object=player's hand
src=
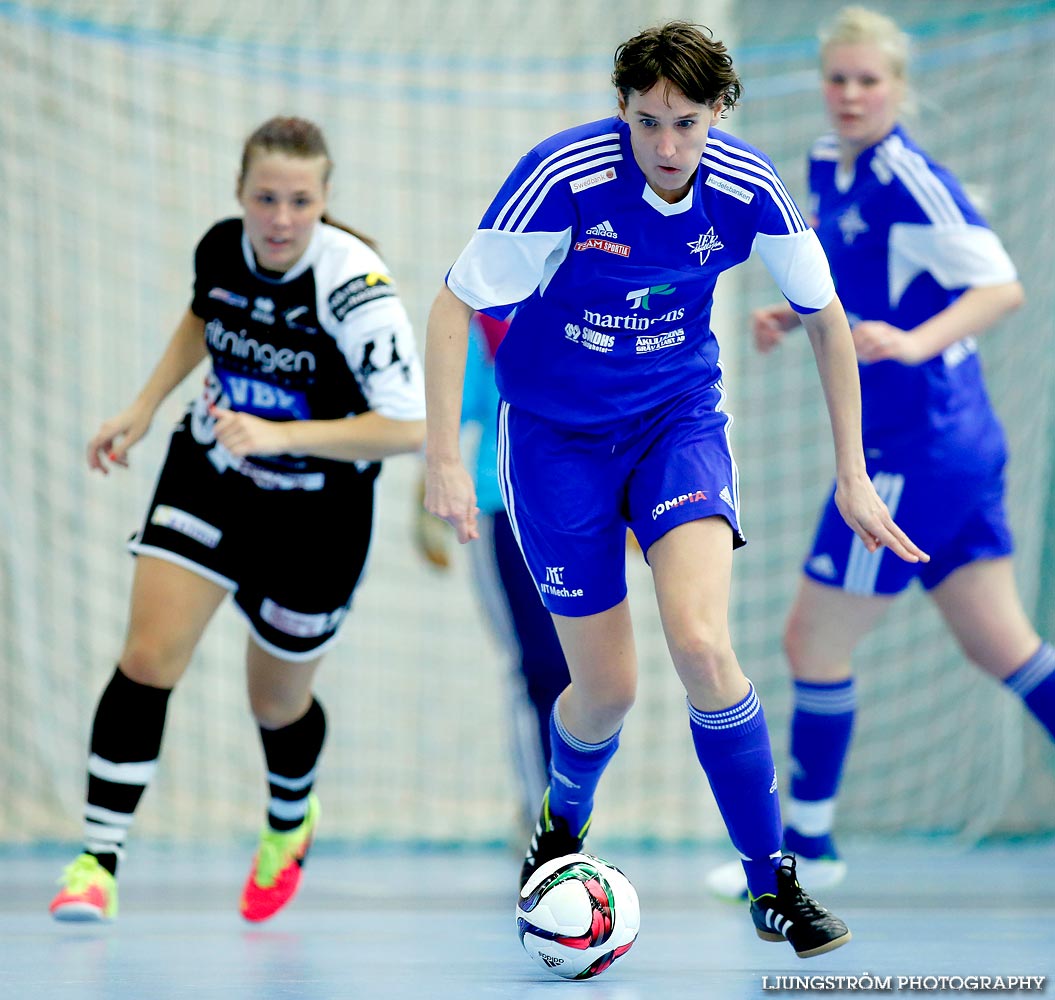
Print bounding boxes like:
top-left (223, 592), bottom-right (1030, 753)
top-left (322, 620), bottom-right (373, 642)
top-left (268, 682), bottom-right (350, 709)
top-left (851, 321), bottom-right (925, 365)
top-left (751, 305), bottom-right (798, 354)
top-left (87, 401), bottom-right (154, 474)
top-left (209, 406), bottom-right (292, 457)
top-left (424, 458), bottom-right (479, 544)
top-left (834, 472), bottom-right (930, 565)
top-left (412, 473), bottom-right (453, 569)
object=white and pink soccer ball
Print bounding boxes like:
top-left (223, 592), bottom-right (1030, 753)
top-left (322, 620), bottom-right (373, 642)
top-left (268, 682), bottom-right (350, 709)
top-left (516, 853), bottom-right (640, 980)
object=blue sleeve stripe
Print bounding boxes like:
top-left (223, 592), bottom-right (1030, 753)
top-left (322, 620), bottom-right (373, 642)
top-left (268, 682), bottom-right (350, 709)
top-left (492, 133), bottom-right (622, 233)
top-left (704, 136), bottom-right (807, 233)
top-left (876, 136), bottom-right (965, 227)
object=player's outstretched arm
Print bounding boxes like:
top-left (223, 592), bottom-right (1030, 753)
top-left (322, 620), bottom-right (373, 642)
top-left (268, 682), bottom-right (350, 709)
top-left (800, 296), bottom-right (929, 565)
top-left (423, 285), bottom-right (479, 544)
top-left (87, 310), bottom-right (207, 474)
top-left (852, 282), bottom-right (1024, 366)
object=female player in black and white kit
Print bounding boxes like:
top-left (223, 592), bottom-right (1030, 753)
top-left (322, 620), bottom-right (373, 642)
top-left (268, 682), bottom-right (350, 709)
top-left (49, 117), bottom-right (425, 923)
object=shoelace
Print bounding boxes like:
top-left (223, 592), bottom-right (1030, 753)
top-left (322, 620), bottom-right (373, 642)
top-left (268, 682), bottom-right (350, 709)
top-left (775, 857), bottom-right (833, 920)
top-left (784, 885), bottom-right (831, 920)
top-left (778, 882), bottom-right (833, 923)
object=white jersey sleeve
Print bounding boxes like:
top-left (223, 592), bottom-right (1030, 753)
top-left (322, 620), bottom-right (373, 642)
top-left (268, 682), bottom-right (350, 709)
top-left (335, 296), bottom-right (426, 421)
top-left (447, 228), bottom-right (573, 311)
top-left (888, 224), bottom-right (1017, 306)
top-left (315, 230), bottom-right (425, 421)
top-left (753, 228), bottom-right (836, 312)
top-left (874, 133), bottom-right (1018, 306)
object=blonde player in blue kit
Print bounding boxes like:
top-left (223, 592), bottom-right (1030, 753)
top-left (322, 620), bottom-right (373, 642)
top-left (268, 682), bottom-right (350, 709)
top-left (424, 21), bottom-right (929, 959)
top-left (707, 7), bottom-right (1055, 900)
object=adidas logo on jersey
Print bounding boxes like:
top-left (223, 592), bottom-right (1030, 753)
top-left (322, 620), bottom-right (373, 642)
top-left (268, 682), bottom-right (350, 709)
top-left (585, 220), bottom-right (618, 239)
top-left (719, 486), bottom-right (735, 510)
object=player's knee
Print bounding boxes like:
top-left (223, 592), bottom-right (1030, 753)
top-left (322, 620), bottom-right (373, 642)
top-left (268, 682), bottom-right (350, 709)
top-left (783, 612), bottom-right (849, 682)
top-left (250, 690), bottom-right (309, 729)
top-left (597, 681), bottom-right (636, 721)
top-left (668, 627), bottom-right (733, 687)
top-left (783, 611), bottom-right (818, 676)
top-left (118, 640), bottom-right (189, 687)
top-left (570, 676), bottom-right (636, 726)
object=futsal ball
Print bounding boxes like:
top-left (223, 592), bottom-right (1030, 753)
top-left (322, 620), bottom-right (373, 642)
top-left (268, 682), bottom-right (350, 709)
top-left (516, 853), bottom-right (640, 980)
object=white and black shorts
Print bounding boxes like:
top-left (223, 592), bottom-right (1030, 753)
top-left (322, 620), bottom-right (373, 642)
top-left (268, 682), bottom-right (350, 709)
top-left (129, 418), bottom-right (374, 661)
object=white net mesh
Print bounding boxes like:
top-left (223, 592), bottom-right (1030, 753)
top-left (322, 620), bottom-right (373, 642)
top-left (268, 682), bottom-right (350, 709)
top-left (2, 0), bottom-right (1053, 846)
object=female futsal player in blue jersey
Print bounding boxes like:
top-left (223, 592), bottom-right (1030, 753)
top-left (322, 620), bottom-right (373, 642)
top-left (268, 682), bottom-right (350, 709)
top-left (707, 6), bottom-right (1054, 900)
top-left (48, 117), bottom-right (425, 924)
top-left (424, 20), bottom-right (928, 959)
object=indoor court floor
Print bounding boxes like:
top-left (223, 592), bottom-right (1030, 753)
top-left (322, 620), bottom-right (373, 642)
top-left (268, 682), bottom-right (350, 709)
top-left (3, 839), bottom-right (1051, 999)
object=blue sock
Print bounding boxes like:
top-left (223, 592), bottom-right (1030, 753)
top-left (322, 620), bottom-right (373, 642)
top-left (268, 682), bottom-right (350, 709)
top-left (545, 704), bottom-right (620, 837)
top-left (1003, 642), bottom-right (1055, 741)
top-left (784, 678), bottom-right (856, 860)
top-left (688, 684), bottom-right (782, 898)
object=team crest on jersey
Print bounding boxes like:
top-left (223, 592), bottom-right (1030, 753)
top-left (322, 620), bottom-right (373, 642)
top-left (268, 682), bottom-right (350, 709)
top-left (838, 204), bottom-right (869, 245)
top-left (569, 167), bottom-right (617, 194)
top-left (329, 272), bottom-right (396, 321)
top-left (687, 228), bottom-right (724, 265)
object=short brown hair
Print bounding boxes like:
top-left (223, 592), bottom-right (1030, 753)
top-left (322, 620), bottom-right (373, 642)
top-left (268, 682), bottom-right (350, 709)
top-left (612, 21), bottom-right (741, 115)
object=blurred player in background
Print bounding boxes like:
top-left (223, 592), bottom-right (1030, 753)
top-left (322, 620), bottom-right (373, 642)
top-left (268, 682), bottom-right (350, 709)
top-left (49, 116), bottom-right (425, 923)
top-left (707, 6), bottom-right (1053, 900)
top-left (424, 19), bottom-right (929, 959)
top-left (414, 312), bottom-right (571, 832)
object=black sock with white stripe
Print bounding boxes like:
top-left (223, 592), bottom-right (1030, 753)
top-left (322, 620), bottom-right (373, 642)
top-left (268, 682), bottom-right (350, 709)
top-left (84, 666), bottom-right (172, 876)
top-left (259, 697), bottom-right (326, 832)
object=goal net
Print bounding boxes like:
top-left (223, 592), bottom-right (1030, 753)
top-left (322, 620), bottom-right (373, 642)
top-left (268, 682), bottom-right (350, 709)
top-left (1, 0), bottom-right (1052, 847)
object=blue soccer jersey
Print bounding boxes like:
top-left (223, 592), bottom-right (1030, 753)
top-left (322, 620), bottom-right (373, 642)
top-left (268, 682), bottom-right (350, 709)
top-left (448, 117), bottom-right (835, 428)
top-left (808, 125), bottom-right (1017, 460)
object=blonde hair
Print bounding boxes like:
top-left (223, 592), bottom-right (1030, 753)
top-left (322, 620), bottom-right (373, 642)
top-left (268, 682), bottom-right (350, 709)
top-left (820, 7), bottom-right (913, 111)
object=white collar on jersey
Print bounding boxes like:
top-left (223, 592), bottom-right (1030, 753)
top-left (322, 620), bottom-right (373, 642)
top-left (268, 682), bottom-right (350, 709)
top-left (641, 180), bottom-right (695, 216)
top-left (240, 222), bottom-right (323, 283)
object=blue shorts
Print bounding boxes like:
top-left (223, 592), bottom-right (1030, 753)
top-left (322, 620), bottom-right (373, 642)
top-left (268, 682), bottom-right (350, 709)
top-left (497, 385), bottom-right (745, 616)
top-left (803, 451), bottom-right (1013, 596)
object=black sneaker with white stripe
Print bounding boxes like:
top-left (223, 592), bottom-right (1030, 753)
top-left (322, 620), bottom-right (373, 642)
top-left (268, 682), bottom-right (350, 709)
top-left (519, 790), bottom-right (589, 890)
top-left (750, 855), bottom-right (851, 958)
